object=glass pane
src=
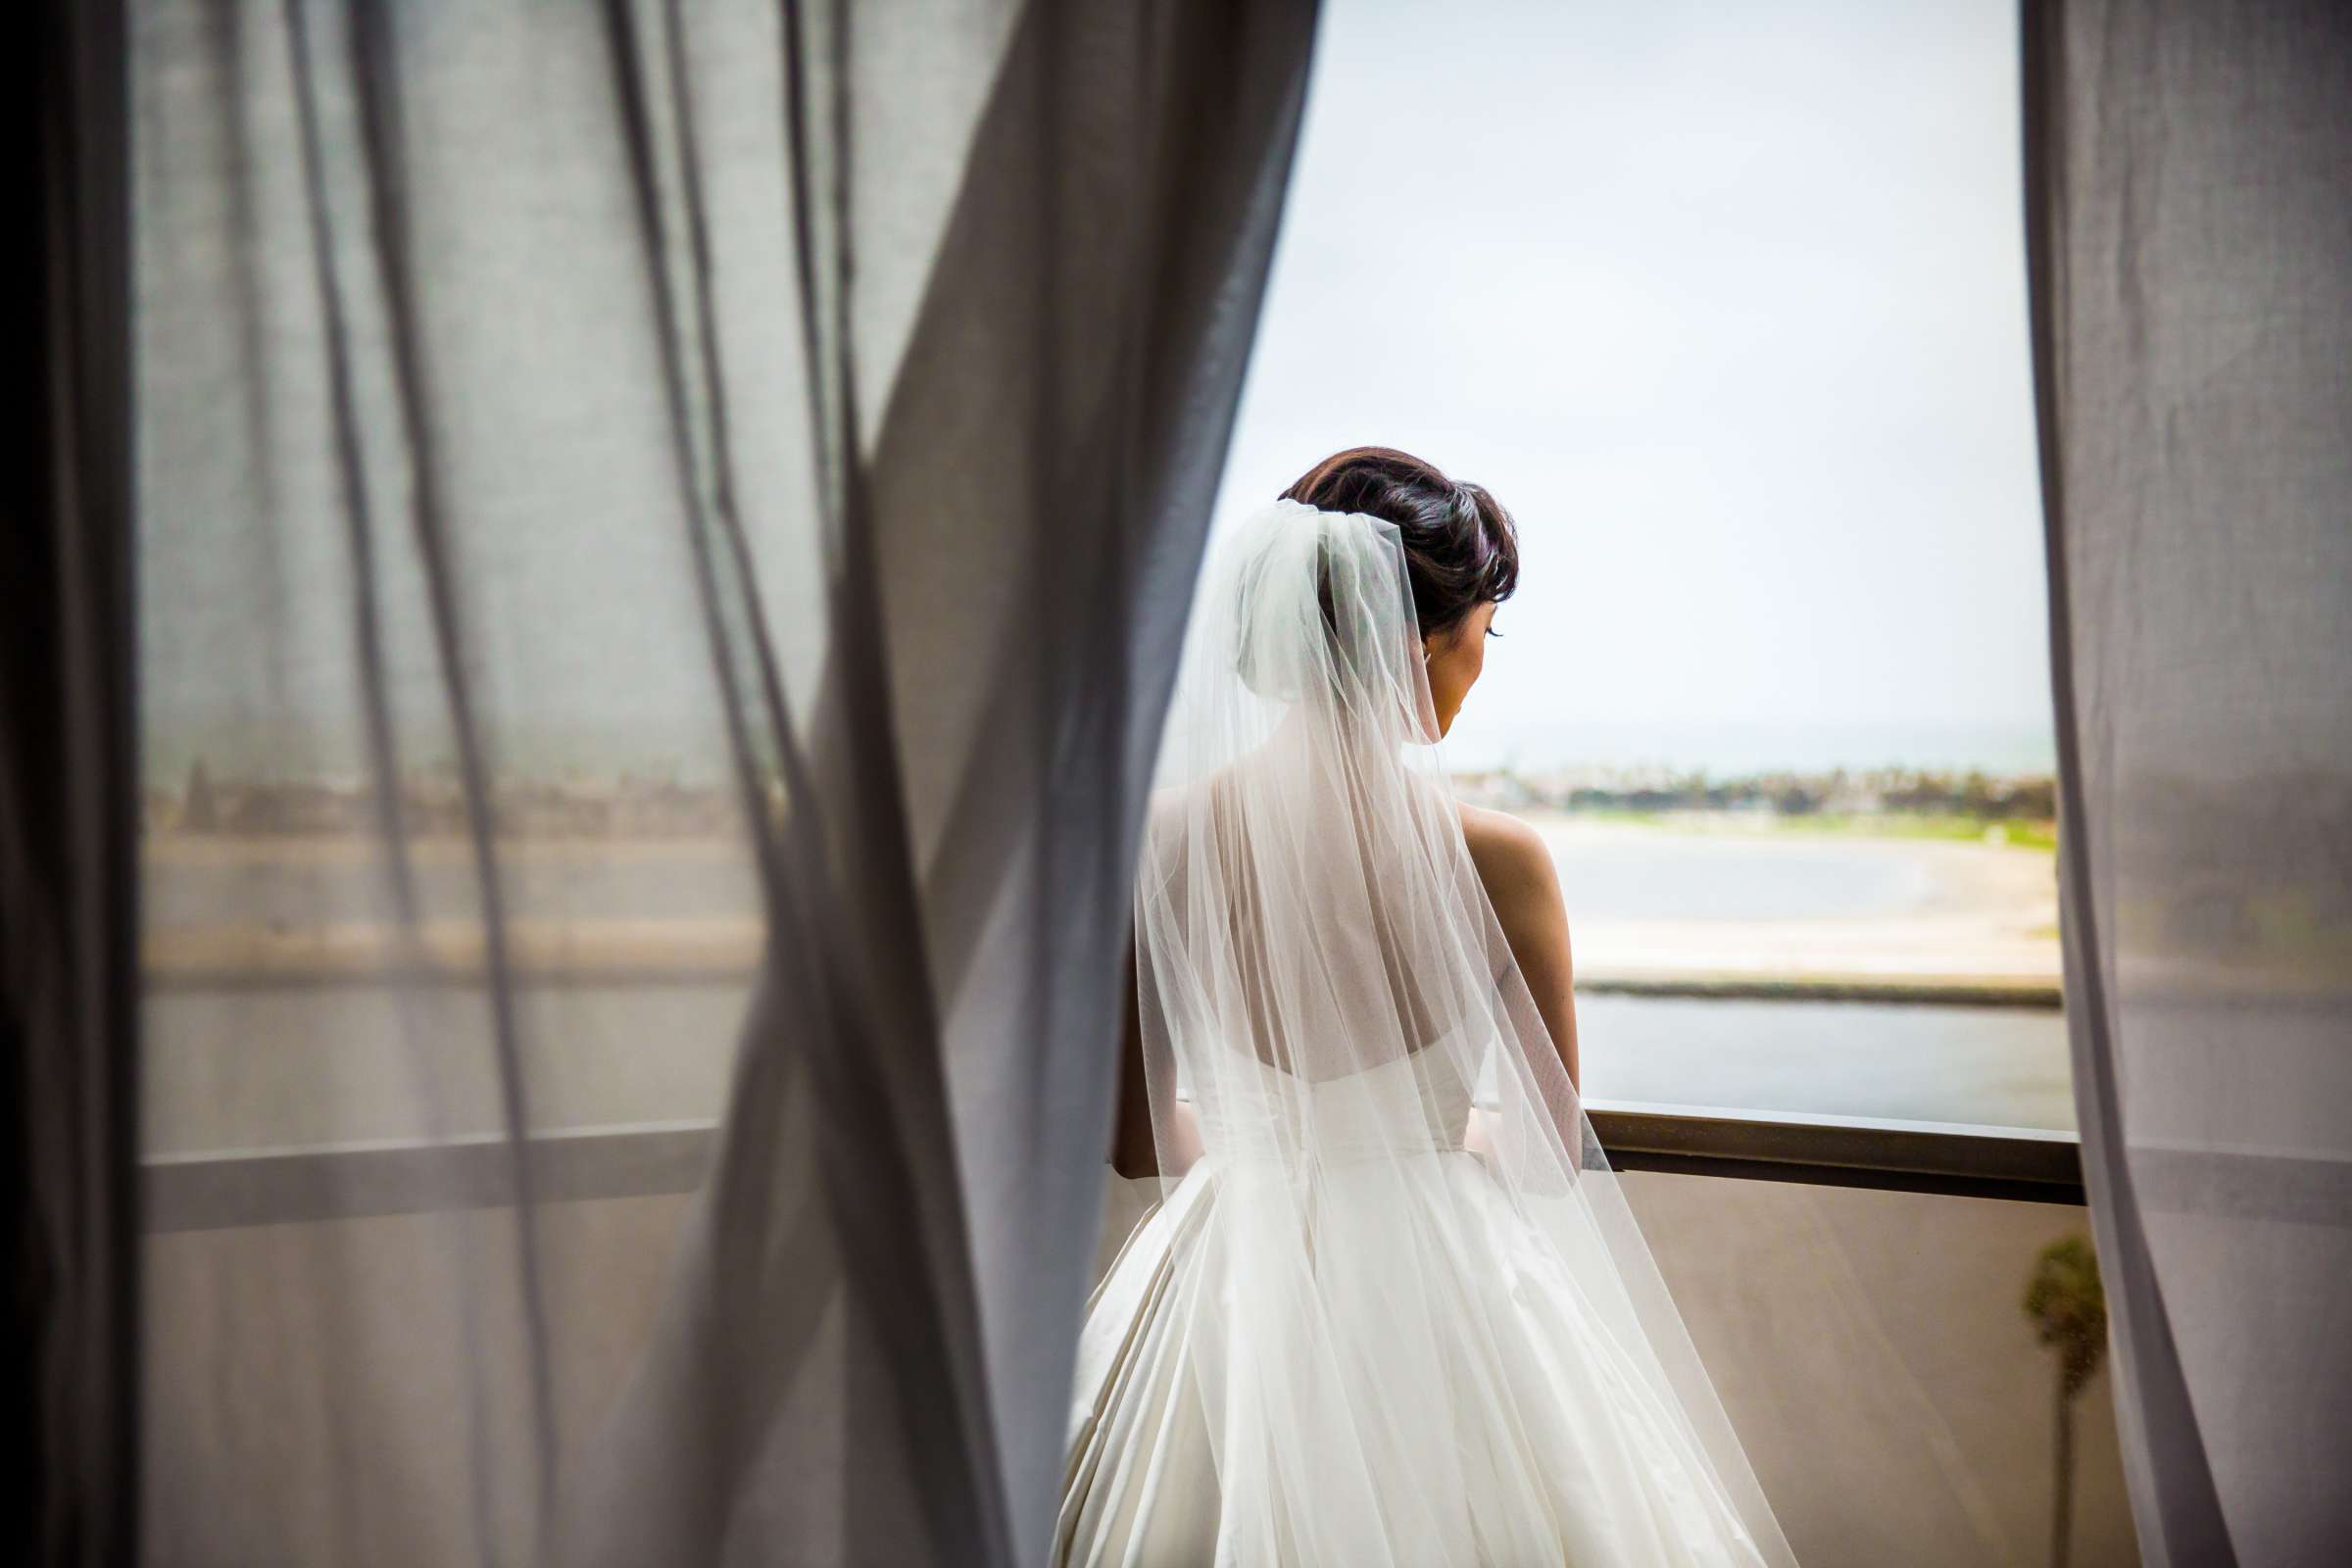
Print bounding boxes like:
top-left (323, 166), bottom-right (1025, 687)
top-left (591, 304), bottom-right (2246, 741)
top-left (1217, 0), bottom-right (2061, 1130)
top-left (1624, 1175), bottom-right (2134, 1565)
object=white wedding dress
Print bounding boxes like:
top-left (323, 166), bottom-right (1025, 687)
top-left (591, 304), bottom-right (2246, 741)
top-left (1053, 500), bottom-right (1793, 1567)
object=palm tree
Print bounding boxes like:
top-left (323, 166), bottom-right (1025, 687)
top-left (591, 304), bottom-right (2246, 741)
top-left (2024, 1235), bottom-right (2107, 1568)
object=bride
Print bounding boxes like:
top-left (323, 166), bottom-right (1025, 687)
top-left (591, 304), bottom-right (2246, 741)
top-left (1055, 448), bottom-right (1795, 1566)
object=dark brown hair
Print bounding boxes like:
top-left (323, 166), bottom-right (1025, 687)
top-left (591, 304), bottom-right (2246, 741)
top-left (1282, 447), bottom-right (1520, 637)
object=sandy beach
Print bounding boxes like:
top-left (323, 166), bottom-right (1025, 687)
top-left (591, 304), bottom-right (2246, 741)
top-left (1521, 811), bottom-right (2060, 991)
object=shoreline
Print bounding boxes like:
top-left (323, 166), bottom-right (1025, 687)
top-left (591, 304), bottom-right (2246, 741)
top-left (137, 805), bottom-right (2060, 861)
top-left (142, 811), bottom-right (2070, 992)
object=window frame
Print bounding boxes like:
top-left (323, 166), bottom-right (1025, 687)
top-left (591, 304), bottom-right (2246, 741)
top-left (143, 1104), bottom-right (2087, 1234)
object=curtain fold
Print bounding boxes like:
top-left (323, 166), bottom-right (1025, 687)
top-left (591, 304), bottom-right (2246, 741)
top-left (11, 2), bottom-right (138, 1564)
top-left (127, 1), bottom-right (1317, 1564)
top-left (2027, 3), bottom-right (2352, 1564)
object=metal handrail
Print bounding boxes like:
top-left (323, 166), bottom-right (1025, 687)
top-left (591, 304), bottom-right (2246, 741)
top-left (143, 1106), bottom-right (2090, 1231)
top-left (1585, 1100), bottom-right (2084, 1204)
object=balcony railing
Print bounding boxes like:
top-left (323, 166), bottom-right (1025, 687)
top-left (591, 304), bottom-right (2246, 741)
top-left (144, 1104), bottom-right (2095, 1233)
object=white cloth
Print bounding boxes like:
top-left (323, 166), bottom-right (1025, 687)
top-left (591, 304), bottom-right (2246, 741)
top-left (1058, 1053), bottom-right (1770, 1567)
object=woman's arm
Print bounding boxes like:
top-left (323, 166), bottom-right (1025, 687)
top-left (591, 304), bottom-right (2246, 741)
top-left (1109, 944), bottom-right (1159, 1178)
top-left (1460, 805), bottom-right (1580, 1093)
top-left (1109, 939), bottom-right (1203, 1177)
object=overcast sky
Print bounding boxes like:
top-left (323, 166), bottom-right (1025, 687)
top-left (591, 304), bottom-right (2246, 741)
top-left (1209, 0), bottom-right (2054, 775)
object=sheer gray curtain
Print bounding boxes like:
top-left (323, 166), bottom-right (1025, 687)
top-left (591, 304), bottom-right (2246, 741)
top-left (2027, 3), bottom-right (2352, 1564)
top-left (128, 1), bottom-right (1314, 1564)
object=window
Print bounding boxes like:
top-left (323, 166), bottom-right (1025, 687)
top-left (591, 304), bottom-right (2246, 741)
top-left (1215, 0), bottom-right (2062, 1131)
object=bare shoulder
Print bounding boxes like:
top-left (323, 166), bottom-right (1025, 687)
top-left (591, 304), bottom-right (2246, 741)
top-left (1457, 804), bottom-right (1560, 909)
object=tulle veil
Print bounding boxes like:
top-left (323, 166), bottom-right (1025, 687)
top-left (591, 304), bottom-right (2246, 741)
top-left (1124, 495), bottom-right (1795, 1563)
